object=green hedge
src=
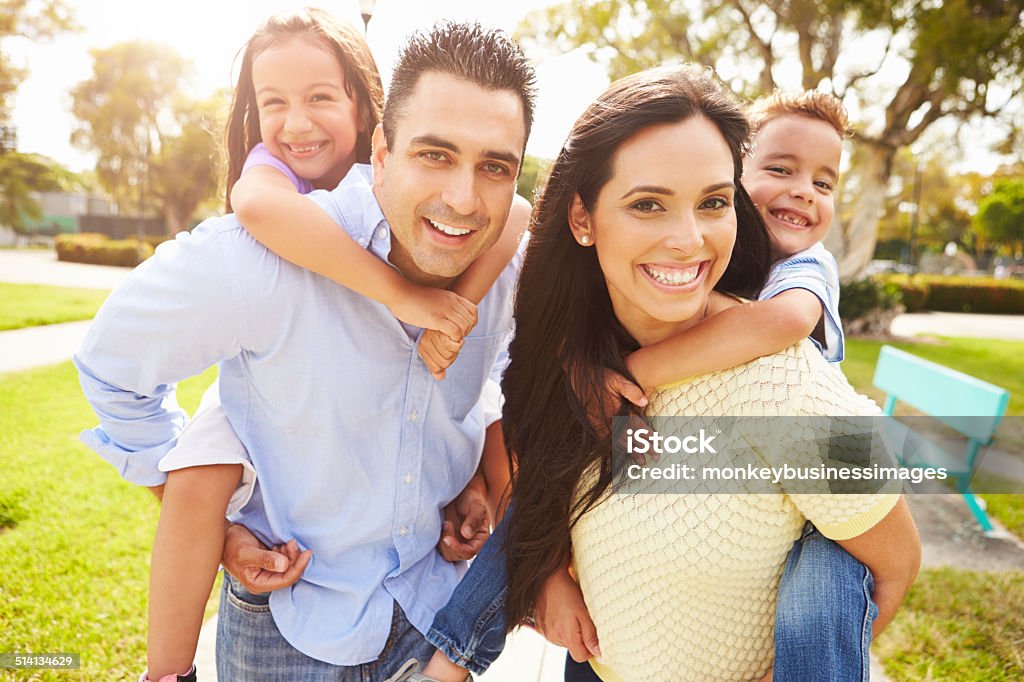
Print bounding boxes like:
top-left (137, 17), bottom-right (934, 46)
top-left (880, 274), bottom-right (1024, 314)
top-left (55, 233), bottom-right (155, 267)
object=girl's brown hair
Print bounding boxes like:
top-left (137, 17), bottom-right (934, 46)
top-left (223, 7), bottom-right (383, 211)
top-left (502, 66), bottom-right (771, 630)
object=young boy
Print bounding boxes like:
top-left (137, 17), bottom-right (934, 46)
top-left (389, 91), bottom-right (874, 682)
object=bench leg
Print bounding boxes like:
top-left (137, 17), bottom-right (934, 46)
top-left (962, 492), bottom-right (995, 533)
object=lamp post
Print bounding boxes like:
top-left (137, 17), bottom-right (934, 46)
top-left (359, 0), bottom-right (376, 33)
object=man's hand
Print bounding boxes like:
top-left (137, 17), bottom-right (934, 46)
top-left (418, 329), bottom-right (464, 380)
top-left (388, 283), bottom-right (478, 341)
top-left (533, 566), bottom-right (600, 663)
top-left (438, 474), bottom-right (490, 562)
top-left (221, 523), bottom-right (311, 594)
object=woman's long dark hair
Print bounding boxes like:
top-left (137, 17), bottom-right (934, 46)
top-left (502, 66), bottom-right (771, 630)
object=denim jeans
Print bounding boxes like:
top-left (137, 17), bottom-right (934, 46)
top-left (216, 574), bottom-right (434, 681)
top-left (773, 523), bottom-right (878, 681)
top-left (430, 519), bottom-right (874, 681)
top-left (426, 514), bottom-right (510, 675)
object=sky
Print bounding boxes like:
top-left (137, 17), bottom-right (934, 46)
top-left (6, 0), bottom-right (1017, 177)
top-left (8, 0), bottom-right (610, 172)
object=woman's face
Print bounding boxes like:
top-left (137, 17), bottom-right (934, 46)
top-left (571, 116), bottom-right (737, 346)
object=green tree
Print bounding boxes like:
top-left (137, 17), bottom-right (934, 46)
top-left (516, 154), bottom-right (551, 203)
top-left (69, 41), bottom-right (190, 216)
top-left (975, 178), bottom-right (1024, 249)
top-left (0, 0), bottom-right (76, 120)
top-left (0, 151), bottom-right (78, 233)
top-left (519, 0), bottom-right (1024, 278)
top-left (149, 91), bottom-right (226, 231)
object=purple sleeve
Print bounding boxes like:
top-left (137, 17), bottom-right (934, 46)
top-left (241, 143), bottom-right (314, 195)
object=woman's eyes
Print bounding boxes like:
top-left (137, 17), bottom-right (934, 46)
top-left (629, 199), bottom-right (663, 212)
top-left (766, 165), bottom-right (790, 175)
top-left (699, 196), bottom-right (732, 211)
top-left (310, 93), bottom-right (335, 103)
top-left (814, 179), bottom-right (834, 191)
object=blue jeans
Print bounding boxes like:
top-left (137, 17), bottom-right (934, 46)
top-left (773, 523), bottom-right (878, 681)
top-left (426, 515), bottom-right (510, 675)
top-left (430, 520), bottom-right (875, 681)
top-left (216, 574), bottom-right (434, 681)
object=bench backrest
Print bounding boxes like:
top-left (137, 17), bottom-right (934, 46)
top-left (872, 345), bottom-right (1009, 442)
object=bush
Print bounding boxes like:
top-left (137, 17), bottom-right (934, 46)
top-left (55, 233), bottom-right (154, 267)
top-left (881, 274), bottom-right (1024, 314)
top-left (840, 276), bottom-right (904, 335)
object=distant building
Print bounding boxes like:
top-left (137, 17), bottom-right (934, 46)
top-left (20, 191), bottom-right (164, 238)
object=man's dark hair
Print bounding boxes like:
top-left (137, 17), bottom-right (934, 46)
top-left (383, 22), bottom-right (537, 150)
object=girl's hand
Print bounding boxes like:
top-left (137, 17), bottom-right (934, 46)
top-left (533, 567), bottom-right (601, 663)
top-left (388, 282), bottom-right (477, 341)
top-left (418, 329), bottom-right (464, 380)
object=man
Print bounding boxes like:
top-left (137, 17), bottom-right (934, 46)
top-left (75, 21), bottom-right (536, 679)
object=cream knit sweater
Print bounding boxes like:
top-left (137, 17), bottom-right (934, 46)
top-left (571, 340), bottom-right (900, 682)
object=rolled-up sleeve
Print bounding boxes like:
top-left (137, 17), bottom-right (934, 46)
top-left (74, 223), bottom-right (245, 486)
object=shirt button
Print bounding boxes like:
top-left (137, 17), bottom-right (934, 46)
top-left (404, 473), bottom-right (414, 484)
top-left (410, 410), bottom-right (419, 422)
top-left (377, 228), bottom-right (387, 240)
top-left (358, 238), bottom-right (367, 247)
top-left (399, 527), bottom-right (409, 537)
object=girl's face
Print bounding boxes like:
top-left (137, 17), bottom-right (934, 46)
top-left (252, 37), bottom-right (362, 190)
top-left (570, 116), bottom-right (737, 347)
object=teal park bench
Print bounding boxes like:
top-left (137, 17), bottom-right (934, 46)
top-left (872, 345), bottom-right (1010, 533)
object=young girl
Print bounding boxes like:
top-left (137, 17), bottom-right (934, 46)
top-left (141, 9), bottom-right (527, 681)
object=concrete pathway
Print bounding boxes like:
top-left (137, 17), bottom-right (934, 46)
top-left (0, 248), bottom-right (131, 290)
top-left (891, 311), bottom-right (1024, 341)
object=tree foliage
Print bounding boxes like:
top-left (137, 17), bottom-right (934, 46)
top-left (975, 178), bottom-right (1024, 247)
top-left (0, 0), bottom-right (76, 119)
top-left (70, 42), bottom-right (222, 233)
top-left (0, 151), bottom-right (78, 233)
top-left (519, 0), bottom-right (1024, 277)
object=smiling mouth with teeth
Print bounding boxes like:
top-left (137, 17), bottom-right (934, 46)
top-left (287, 142), bottom-right (325, 154)
top-left (428, 219), bottom-right (473, 237)
top-left (769, 209), bottom-right (812, 228)
top-left (642, 263), bottom-right (701, 286)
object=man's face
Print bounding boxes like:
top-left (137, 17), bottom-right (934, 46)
top-left (372, 71), bottom-right (526, 287)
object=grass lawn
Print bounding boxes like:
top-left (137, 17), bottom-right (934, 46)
top-left (843, 336), bottom-right (1024, 679)
top-left (874, 567), bottom-right (1024, 680)
top-left (0, 362), bottom-right (216, 680)
top-left (0, 283), bottom-right (110, 331)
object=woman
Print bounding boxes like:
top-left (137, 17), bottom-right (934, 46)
top-left (501, 66), bottom-right (921, 681)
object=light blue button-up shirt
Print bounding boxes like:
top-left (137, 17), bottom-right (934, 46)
top-left (74, 165), bottom-right (520, 664)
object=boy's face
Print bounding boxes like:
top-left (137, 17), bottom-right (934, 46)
top-left (743, 115), bottom-right (842, 260)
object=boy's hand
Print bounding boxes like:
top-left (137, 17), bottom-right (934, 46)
top-left (388, 283), bottom-right (477, 341)
top-left (581, 369), bottom-right (647, 436)
top-left (418, 329), bottom-right (464, 380)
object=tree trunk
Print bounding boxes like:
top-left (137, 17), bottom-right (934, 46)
top-left (163, 204), bottom-right (187, 236)
top-left (826, 142), bottom-right (896, 281)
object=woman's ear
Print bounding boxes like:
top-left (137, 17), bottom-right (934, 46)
top-left (568, 194), bottom-right (594, 246)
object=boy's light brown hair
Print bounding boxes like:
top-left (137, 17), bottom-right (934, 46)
top-left (748, 90), bottom-right (849, 138)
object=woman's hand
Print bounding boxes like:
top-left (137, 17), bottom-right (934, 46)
top-left (221, 523), bottom-right (311, 594)
top-left (533, 566), bottom-right (601, 663)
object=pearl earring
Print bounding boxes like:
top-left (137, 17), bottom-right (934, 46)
top-left (580, 235), bottom-right (590, 245)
